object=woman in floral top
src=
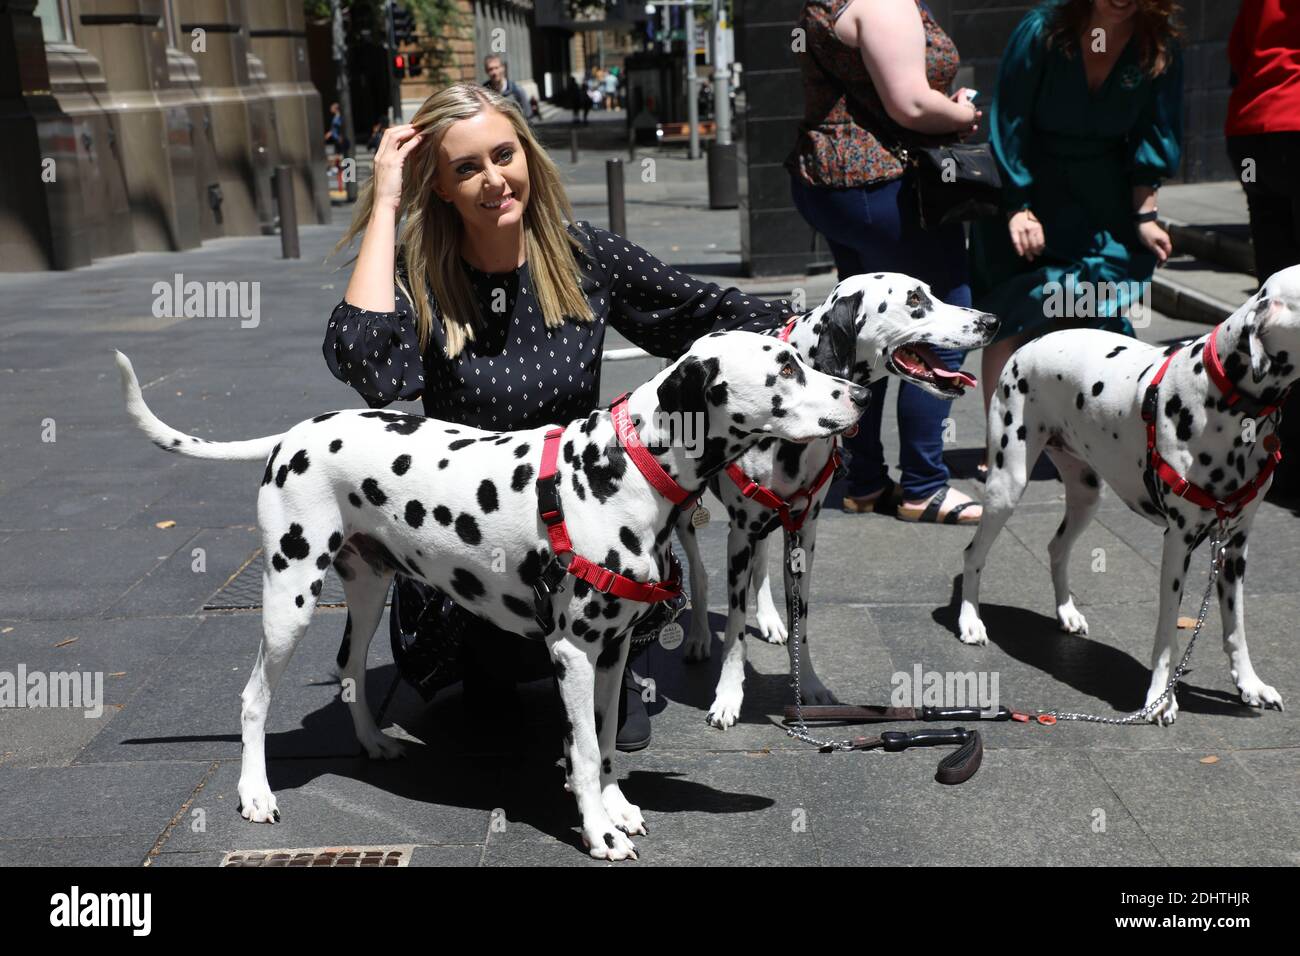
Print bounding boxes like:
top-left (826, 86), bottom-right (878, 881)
top-left (786, 0), bottom-right (984, 524)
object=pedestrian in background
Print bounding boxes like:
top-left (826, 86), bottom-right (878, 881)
top-left (786, 0), bottom-right (985, 524)
top-left (1226, 0), bottom-right (1300, 283)
top-left (1225, 0), bottom-right (1300, 498)
top-left (323, 82), bottom-right (797, 751)
top-left (324, 101), bottom-right (350, 155)
top-left (483, 54), bottom-right (531, 121)
top-left (968, 0), bottom-right (1183, 444)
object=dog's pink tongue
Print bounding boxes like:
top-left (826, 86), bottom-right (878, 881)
top-left (933, 366), bottom-right (978, 389)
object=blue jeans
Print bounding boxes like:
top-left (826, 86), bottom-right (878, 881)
top-left (790, 173), bottom-right (971, 501)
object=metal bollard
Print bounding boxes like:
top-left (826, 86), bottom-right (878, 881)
top-left (570, 127), bottom-right (579, 164)
top-left (273, 165), bottom-right (300, 259)
top-left (605, 158), bottom-right (626, 238)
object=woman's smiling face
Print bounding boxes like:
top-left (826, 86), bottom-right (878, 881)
top-left (1093, 0), bottom-right (1139, 27)
top-left (433, 109), bottom-right (529, 229)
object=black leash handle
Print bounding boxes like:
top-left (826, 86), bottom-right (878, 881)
top-left (880, 728), bottom-right (972, 751)
top-left (935, 730), bottom-right (983, 785)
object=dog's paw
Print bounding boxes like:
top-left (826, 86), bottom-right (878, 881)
top-left (754, 604), bottom-right (789, 645)
top-left (683, 627), bottom-right (712, 662)
top-left (800, 678), bottom-right (838, 706)
top-left (583, 824), bottom-right (639, 861)
top-left (237, 780), bottom-right (280, 824)
top-left (1238, 679), bottom-right (1284, 712)
top-left (359, 730), bottom-right (404, 760)
top-left (1056, 602), bottom-right (1089, 636)
top-left (706, 691), bottom-right (743, 729)
top-left (1146, 690), bottom-right (1179, 726)
top-left (957, 609), bottom-right (988, 646)
top-left (602, 785), bottom-right (647, 837)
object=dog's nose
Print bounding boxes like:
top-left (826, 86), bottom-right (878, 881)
top-left (978, 313), bottom-right (1000, 336)
top-left (849, 383), bottom-right (871, 408)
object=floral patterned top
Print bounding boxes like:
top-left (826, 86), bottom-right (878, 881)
top-left (785, 0), bottom-right (961, 188)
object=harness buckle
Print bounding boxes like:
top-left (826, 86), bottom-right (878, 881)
top-left (591, 567), bottom-right (617, 594)
top-left (1140, 382), bottom-right (1159, 424)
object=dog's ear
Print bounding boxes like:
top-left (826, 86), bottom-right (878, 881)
top-left (817, 291), bottom-right (863, 380)
top-left (1247, 299), bottom-right (1274, 383)
top-left (657, 356), bottom-right (719, 439)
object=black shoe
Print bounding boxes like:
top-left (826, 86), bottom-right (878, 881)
top-left (616, 665), bottom-right (651, 752)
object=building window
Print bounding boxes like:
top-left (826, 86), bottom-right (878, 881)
top-left (35, 0), bottom-right (68, 43)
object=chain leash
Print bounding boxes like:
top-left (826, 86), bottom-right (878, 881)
top-left (1041, 521), bottom-right (1227, 725)
top-left (783, 529), bottom-right (861, 751)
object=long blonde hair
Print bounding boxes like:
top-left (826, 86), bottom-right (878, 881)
top-left (333, 83), bottom-right (595, 359)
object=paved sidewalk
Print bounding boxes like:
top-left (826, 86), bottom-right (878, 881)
top-left (1, 131), bottom-right (1297, 867)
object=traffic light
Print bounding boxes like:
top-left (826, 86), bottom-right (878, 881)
top-left (393, 53), bottom-right (407, 78)
top-left (392, 3), bottom-right (416, 44)
top-left (407, 51), bottom-right (423, 78)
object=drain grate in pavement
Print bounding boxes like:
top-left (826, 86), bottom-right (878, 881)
top-left (204, 550), bottom-right (387, 611)
top-left (221, 845), bottom-right (411, 867)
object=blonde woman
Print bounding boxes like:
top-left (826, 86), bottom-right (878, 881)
top-left (323, 82), bottom-right (796, 751)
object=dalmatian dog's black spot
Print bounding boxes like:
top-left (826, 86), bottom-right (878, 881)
top-left (511, 464), bottom-right (533, 492)
top-left (361, 478), bottom-right (386, 506)
top-left (450, 567), bottom-right (484, 602)
top-left (261, 443), bottom-right (282, 486)
top-left (455, 513), bottom-right (481, 546)
top-left (477, 479), bottom-right (499, 513)
top-left (280, 524), bottom-right (311, 561)
top-left (329, 439), bottom-right (343, 453)
top-left (404, 500), bottom-right (425, 528)
top-left (392, 454), bottom-right (411, 476)
top-left (433, 505), bottom-right (452, 526)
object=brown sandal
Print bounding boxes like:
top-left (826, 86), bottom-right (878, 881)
top-left (842, 478), bottom-right (902, 515)
top-left (896, 485), bottom-right (982, 525)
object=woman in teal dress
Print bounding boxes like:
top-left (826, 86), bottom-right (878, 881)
top-left (969, 0), bottom-right (1183, 420)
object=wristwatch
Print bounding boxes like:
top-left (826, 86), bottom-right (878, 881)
top-left (1133, 209), bottom-right (1159, 223)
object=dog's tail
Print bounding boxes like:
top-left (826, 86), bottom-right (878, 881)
top-left (114, 350), bottom-right (284, 462)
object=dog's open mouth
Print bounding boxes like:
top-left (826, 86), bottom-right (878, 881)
top-left (888, 343), bottom-right (978, 396)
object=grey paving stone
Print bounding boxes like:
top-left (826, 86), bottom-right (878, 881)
top-left (73, 610), bottom-right (401, 764)
top-left (0, 528), bottom-right (197, 620)
top-left (98, 526), bottom-right (260, 618)
top-left (0, 761), bottom-right (209, 866)
top-left (0, 615), bottom-right (203, 767)
top-left (797, 748), bottom-right (1166, 866)
top-left (1089, 749), bottom-right (1300, 866)
top-left (157, 757), bottom-right (495, 854)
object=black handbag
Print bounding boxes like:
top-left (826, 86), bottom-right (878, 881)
top-left (894, 140), bottom-right (1004, 230)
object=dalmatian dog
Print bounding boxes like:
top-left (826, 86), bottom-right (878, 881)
top-left (960, 265), bottom-right (1300, 724)
top-left (113, 331), bottom-right (867, 861)
top-left (675, 274), bottom-right (1000, 728)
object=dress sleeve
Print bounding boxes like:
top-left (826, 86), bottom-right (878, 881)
top-left (580, 221), bottom-right (796, 359)
top-left (988, 9), bottom-right (1051, 213)
top-left (1127, 43), bottom-right (1183, 187)
top-left (321, 256), bottom-right (426, 408)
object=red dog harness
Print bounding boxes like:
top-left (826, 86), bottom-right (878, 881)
top-left (725, 443), bottom-right (843, 533)
top-left (720, 312), bottom-right (850, 532)
top-left (535, 393), bottom-right (692, 603)
top-left (1142, 324), bottom-right (1286, 521)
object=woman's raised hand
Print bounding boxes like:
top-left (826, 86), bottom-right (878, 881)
top-left (372, 124), bottom-right (423, 216)
top-left (1137, 221), bottom-right (1172, 264)
top-left (1008, 209), bottom-right (1045, 262)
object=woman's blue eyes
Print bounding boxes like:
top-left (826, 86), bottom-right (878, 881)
top-left (457, 149), bottom-right (514, 175)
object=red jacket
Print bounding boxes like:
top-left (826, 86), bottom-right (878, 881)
top-left (1226, 0), bottom-right (1300, 136)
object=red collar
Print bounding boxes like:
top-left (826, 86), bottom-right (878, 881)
top-left (779, 315), bottom-right (798, 342)
top-left (1204, 323), bottom-right (1286, 419)
top-left (725, 440), bottom-right (842, 533)
top-left (610, 392), bottom-right (699, 506)
top-left (1142, 330), bottom-right (1283, 521)
top-left (534, 394), bottom-right (697, 604)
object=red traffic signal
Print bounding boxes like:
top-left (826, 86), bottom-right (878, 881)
top-left (393, 53), bottom-right (406, 76)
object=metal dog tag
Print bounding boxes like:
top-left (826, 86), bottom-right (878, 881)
top-left (691, 504), bottom-right (711, 528)
top-left (658, 621), bottom-right (684, 650)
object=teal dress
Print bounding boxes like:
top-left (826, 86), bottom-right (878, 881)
top-left (969, 2), bottom-right (1183, 342)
